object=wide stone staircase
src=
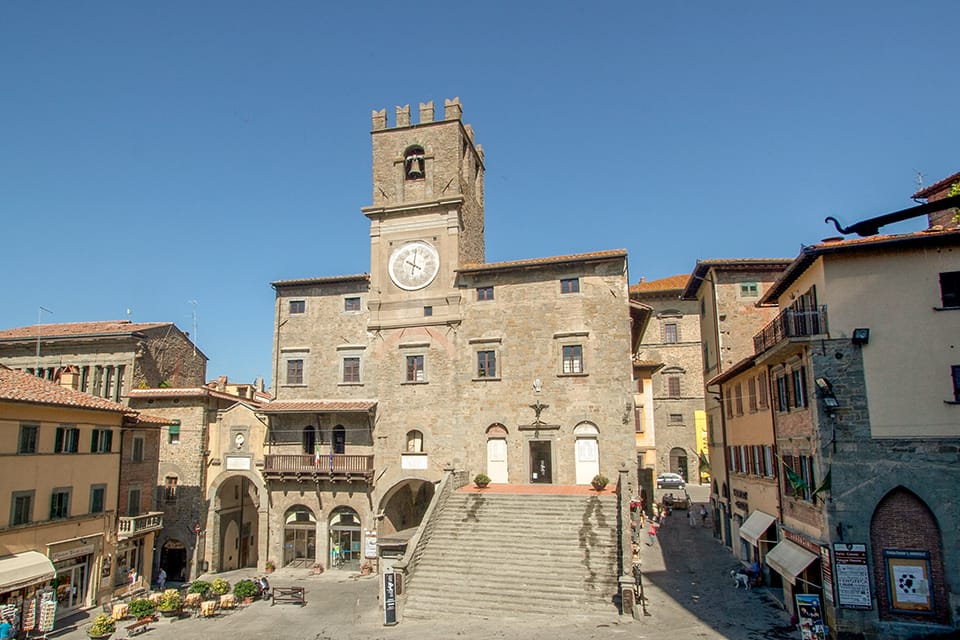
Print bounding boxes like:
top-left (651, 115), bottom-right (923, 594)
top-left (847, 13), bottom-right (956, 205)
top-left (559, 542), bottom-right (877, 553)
top-left (401, 491), bottom-right (621, 619)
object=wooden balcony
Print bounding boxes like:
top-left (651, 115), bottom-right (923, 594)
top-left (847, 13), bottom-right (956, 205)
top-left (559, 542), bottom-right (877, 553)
top-left (754, 305), bottom-right (829, 355)
top-left (117, 512), bottom-right (164, 540)
top-left (263, 454), bottom-right (374, 483)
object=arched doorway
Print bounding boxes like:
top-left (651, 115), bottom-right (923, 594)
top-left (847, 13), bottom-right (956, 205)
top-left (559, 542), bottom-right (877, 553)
top-left (670, 447), bottom-right (688, 481)
top-left (215, 475), bottom-right (259, 571)
top-left (870, 488), bottom-right (949, 624)
top-left (160, 540), bottom-right (187, 582)
top-left (333, 425), bottom-right (346, 454)
top-left (283, 506), bottom-right (316, 568)
top-left (574, 423), bottom-right (600, 485)
top-left (485, 424), bottom-right (508, 483)
top-left (329, 508), bottom-right (362, 570)
top-left (380, 480), bottom-right (435, 538)
top-left (302, 426), bottom-right (316, 454)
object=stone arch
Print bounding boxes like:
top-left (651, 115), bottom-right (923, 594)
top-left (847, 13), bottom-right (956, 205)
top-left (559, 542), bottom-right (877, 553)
top-left (377, 479), bottom-right (436, 538)
top-left (160, 539), bottom-right (188, 583)
top-left (669, 447), bottom-right (689, 480)
top-left (205, 470), bottom-right (266, 573)
top-left (485, 424), bottom-right (509, 483)
top-left (573, 422), bottom-right (600, 485)
top-left (485, 423), bottom-right (508, 437)
top-left (869, 487), bottom-right (949, 624)
top-left (282, 505), bottom-right (317, 568)
top-left (328, 506), bottom-right (363, 570)
top-left (404, 145), bottom-right (425, 180)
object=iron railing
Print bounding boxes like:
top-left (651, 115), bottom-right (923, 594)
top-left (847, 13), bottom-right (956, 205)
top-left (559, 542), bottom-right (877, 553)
top-left (263, 453), bottom-right (374, 481)
top-left (753, 305), bottom-right (828, 355)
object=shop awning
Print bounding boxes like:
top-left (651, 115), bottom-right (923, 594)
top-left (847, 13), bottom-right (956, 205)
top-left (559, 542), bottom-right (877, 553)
top-left (766, 540), bottom-right (818, 585)
top-left (0, 551), bottom-right (56, 593)
top-left (739, 510), bottom-right (777, 546)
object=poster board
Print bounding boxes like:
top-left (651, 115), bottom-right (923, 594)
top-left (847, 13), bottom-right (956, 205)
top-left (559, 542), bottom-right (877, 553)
top-left (883, 550), bottom-right (933, 613)
top-left (833, 543), bottom-right (872, 610)
top-left (795, 593), bottom-right (826, 640)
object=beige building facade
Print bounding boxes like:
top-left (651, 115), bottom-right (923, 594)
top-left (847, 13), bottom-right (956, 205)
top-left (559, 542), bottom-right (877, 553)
top-left (262, 99), bottom-right (637, 572)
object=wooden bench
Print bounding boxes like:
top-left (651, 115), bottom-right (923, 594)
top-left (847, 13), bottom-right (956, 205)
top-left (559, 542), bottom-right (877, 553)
top-left (124, 617), bottom-right (152, 636)
top-left (271, 586), bottom-right (305, 606)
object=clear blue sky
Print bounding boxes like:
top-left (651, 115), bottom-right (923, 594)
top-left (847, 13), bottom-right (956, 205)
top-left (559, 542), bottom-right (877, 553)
top-left (2, 2), bottom-right (957, 388)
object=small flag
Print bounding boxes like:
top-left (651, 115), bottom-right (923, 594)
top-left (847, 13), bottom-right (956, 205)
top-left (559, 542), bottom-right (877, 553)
top-left (811, 469), bottom-right (831, 497)
top-left (314, 445), bottom-right (321, 467)
top-left (784, 464), bottom-right (808, 494)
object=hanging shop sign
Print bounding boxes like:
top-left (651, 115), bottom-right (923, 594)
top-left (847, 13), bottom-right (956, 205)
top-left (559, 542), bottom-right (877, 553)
top-left (833, 543), bottom-right (872, 610)
top-left (364, 531), bottom-right (378, 559)
top-left (51, 544), bottom-right (94, 563)
top-left (819, 545), bottom-right (834, 605)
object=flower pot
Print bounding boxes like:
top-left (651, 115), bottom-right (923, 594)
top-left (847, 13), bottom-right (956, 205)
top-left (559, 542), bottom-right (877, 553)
top-left (88, 634), bottom-right (112, 640)
top-left (158, 608), bottom-right (179, 618)
top-left (242, 596), bottom-right (254, 605)
top-left (475, 482), bottom-right (489, 489)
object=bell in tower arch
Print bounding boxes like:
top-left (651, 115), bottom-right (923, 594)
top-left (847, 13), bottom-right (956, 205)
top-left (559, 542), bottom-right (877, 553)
top-left (404, 146), bottom-right (425, 180)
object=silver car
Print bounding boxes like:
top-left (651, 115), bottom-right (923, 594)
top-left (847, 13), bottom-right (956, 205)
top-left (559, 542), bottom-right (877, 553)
top-left (657, 472), bottom-right (686, 489)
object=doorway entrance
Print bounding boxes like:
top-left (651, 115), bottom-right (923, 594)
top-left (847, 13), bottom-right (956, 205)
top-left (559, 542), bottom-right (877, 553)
top-left (529, 440), bottom-right (553, 484)
top-left (283, 506), bottom-right (316, 568)
top-left (54, 560), bottom-right (87, 613)
top-left (670, 447), bottom-right (689, 482)
top-left (160, 540), bottom-right (187, 582)
top-left (328, 508), bottom-right (361, 570)
top-left (574, 423), bottom-right (600, 485)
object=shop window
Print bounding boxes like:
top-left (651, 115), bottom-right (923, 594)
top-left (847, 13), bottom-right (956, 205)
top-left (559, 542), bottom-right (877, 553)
top-left (18, 424), bottom-right (38, 454)
top-left (50, 489), bottom-right (70, 519)
top-left (54, 425), bottom-right (80, 453)
top-left (11, 491), bottom-right (33, 526)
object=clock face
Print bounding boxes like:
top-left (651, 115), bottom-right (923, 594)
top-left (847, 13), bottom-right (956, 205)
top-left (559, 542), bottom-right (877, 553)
top-left (388, 241), bottom-right (440, 290)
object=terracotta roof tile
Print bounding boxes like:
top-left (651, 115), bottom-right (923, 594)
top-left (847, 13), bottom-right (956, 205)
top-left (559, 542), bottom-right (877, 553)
top-left (131, 413), bottom-right (176, 427)
top-left (0, 320), bottom-right (172, 341)
top-left (630, 274), bottom-right (689, 295)
top-left (912, 171), bottom-right (960, 199)
top-left (0, 366), bottom-right (131, 413)
top-left (458, 249), bottom-right (627, 273)
top-left (271, 274), bottom-right (370, 288)
top-left (127, 387), bottom-right (257, 404)
top-left (258, 400), bottom-right (377, 413)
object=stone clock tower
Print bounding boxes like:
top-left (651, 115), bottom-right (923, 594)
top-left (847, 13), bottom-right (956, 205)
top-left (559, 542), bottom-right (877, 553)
top-left (361, 97), bottom-right (485, 330)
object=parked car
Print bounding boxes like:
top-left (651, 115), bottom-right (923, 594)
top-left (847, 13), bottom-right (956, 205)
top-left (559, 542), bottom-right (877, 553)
top-left (657, 472), bottom-right (686, 489)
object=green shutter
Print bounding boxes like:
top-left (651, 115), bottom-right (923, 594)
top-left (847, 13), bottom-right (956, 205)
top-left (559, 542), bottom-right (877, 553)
top-left (168, 424), bottom-right (180, 435)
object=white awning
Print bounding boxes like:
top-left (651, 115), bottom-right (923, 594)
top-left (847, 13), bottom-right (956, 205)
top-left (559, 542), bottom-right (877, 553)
top-left (738, 510), bottom-right (777, 546)
top-left (766, 540), bottom-right (818, 585)
top-left (0, 551), bottom-right (56, 593)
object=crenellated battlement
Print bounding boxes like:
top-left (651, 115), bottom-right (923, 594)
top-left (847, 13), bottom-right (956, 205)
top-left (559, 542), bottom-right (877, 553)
top-left (371, 97), bottom-right (463, 130)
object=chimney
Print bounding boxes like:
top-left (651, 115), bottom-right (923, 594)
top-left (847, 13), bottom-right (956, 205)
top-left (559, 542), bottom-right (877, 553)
top-left (59, 366), bottom-right (80, 391)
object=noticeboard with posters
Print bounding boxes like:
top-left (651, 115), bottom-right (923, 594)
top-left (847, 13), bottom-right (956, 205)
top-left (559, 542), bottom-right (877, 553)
top-left (795, 593), bottom-right (826, 640)
top-left (833, 543), bottom-right (872, 610)
top-left (883, 549), bottom-right (933, 613)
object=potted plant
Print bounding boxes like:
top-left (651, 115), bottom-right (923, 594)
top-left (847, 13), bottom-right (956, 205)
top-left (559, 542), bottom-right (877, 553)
top-left (211, 577), bottom-right (231, 596)
top-left (127, 598), bottom-right (155, 621)
top-left (359, 561), bottom-right (373, 576)
top-left (233, 579), bottom-right (258, 604)
top-left (473, 473), bottom-right (491, 488)
top-left (311, 562), bottom-right (324, 575)
top-left (188, 580), bottom-right (211, 598)
top-left (157, 590), bottom-right (182, 616)
top-left (591, 473), bottom-right (609, 491)
top-left (88, 613), bottom-right (116, 639)
top-left (264, 560), bottom-right (276, 574)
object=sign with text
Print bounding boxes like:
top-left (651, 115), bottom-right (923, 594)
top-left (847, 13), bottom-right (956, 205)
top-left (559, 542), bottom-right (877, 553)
top-left (833, 543), bottom-right (872, 610)
top-left (383, 571), bottom-right (397, 626)
top-left (819, 545), bottom-right (834, 604)
top-left (795, 593), bottom-right (826, 640)
top-left (883, 549), bottom-right (932, 613)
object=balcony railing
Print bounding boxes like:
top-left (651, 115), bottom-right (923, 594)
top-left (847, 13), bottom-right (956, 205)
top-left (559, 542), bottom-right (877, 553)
top-left (753, 305), bottom-right (829, 355)
top-left (263, 454), bottom-right (374, 483)
top-left (117, 512), bottom-right (164, 540)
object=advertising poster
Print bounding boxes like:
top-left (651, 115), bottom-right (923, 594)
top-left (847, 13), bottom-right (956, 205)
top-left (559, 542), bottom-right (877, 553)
top-left (883, 550), bottom-right (932, 613)
top-left (795, 593), bottom-right (826, 640)
top-left (833, 543), bottom-right (872, 610)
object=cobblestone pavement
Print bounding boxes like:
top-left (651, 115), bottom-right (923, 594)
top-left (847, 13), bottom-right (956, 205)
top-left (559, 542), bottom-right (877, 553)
top-left (51, 503), bottom-right (793, 640)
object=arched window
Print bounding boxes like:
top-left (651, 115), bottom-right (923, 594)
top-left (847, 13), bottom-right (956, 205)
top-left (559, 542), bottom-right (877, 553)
top-left (406, 430), bottom-right (423, 453)
top-left (404, 145), bottom-right (425, 180)
top-left (302, 425), bottom-right (316, 454)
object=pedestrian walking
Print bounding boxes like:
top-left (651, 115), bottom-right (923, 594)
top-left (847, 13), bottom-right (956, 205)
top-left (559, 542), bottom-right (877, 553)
top-left (700, 505), bottom-right (709, 527)
top-left (688, 507), bottom-right (697, 527)
top-left (646, 521), bottom-right (658, 545)
top-left (157, 567), bottom-right (167, 591)
top-left (0, 616), bottom-right (13, 640)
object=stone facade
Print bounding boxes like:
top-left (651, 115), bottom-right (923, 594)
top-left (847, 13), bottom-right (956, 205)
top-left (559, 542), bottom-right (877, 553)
top-left (630, 275), bottom-right (706, 483)
top-left (263, 100), bottom-right (636, 573)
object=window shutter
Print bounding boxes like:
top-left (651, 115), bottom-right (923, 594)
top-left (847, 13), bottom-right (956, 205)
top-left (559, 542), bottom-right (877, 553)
top-left (55, 427), bottom-right (64, 453)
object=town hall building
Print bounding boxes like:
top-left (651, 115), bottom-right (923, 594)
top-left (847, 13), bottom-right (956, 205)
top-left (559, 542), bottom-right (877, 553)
top-left (261, 99), bottom-right (640, 570)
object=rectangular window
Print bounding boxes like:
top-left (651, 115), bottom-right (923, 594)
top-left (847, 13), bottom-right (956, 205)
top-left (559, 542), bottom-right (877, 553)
top-left (560, 278), bottom-right (580, 294)
top-left (728, 446), bottom-right (736, 472)
top-left (477, 350), bottom-right (497, 378)
top-left (476, 286), bottom-right (494, 301)
top-left (54, 425), bottom-right (80, 453)
top-left (132, 436), bottom-right (145, 462)
top-left (735, 382), bottom-right (744, 416)
top-left (725, 388), bottom-right (733, 418)
top-left (164, 476), bottom-right (178, 503)
top-left (667, 375), bottom-right (681, 398)
top-left (634, 407), bottom-right (643, 433)
top-left (562, 345), bottom-right (583, 374)
top-left (344, 297), bottom-right (361, 312)
top-left (127, 488), bottom-right (141, 517)
top-left (50, 489), bottom-right (70, 519)
top-left (747, 377), bottom-right (758, 412)
top-left (939, 271), bottom-right (960, 308)
top-left (758, 372), bottom-right (769, 409)
top-left (18, 424), bottom-right (38, 454)
top-left (792, 367), bottom-right (808, 408)
top-left (664, 323), bottom-right (678, 343)
top-left (740, 282), bottom-right (759, 297)
top-left (763, 446), bottom-right (775, 478)
top-left (286, 359), bottom-right (304, 385)
top-left (953, 365), bottom-right (960, 402)
top-left (90, 485), bottom-right (106, 514)
top-left (776, 375), bottom-right (789, 412)
top-left (168, 424), bottom-right (180, 445)
top-left (668, 413), bottom-right (683, 424)
top-left (91, 428), bottom-right (113, 453)
top-left (11, 491), bottom-right (33, 526)
top-left (752, 445), bottom-right (762, 475)
top-left (738, 446), bottom-right (747, 474)
top-left (289, 300), bottom-right (306, 314)
top-left (342, 357), bottom-right (361, 383)
top-left (406, 355), bottom-right (425, 382)
top-left (423, 306), bottom-right (433, 317)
